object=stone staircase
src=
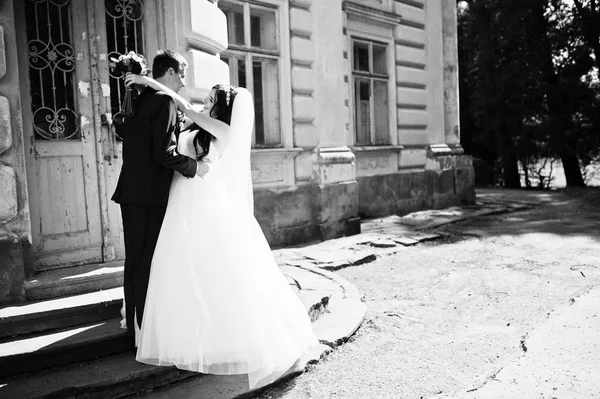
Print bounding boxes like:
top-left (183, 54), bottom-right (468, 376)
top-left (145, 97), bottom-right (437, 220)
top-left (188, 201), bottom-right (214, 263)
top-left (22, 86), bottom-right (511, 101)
top-left (0, 261), bottom-right (344, 398)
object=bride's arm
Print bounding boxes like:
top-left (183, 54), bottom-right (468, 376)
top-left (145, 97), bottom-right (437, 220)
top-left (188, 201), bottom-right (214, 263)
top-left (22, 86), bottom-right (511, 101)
top-left (124, 74), bottom-right (229, 141)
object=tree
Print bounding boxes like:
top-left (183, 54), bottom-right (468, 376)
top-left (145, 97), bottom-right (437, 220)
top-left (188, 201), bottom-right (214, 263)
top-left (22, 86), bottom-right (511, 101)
top-left (572, 0), bottom-right (600, 71)
top-left (458, 0), bottom-right (600, 188)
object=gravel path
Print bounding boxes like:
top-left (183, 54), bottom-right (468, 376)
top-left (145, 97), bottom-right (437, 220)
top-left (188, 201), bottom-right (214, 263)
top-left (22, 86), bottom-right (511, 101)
top-left (256, 190), bottom-right (600, 399)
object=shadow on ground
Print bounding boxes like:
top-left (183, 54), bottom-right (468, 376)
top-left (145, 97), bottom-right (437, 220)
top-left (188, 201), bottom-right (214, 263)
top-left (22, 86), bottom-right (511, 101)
top-left (433, 188), bottom-right (600, 241)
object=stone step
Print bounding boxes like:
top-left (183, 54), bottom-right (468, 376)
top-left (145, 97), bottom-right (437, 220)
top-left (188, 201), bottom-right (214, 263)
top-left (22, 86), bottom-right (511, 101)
top-left (0, 286), bottom-right (329, 380)
top-left (0, 351), bottom-right (197, 399)
top-left (0, 287), bottom-right (122, 340)
top-left (0, 318), bottom-right (132, 379)
top-left (0, 264), bottom-right (345, 398)
top-left (24, 261), bottom-right (124, 301)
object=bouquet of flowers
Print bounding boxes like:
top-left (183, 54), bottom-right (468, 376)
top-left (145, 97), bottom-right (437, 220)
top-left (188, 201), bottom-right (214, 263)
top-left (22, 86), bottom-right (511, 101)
top-left (110, 51), bottom-right (148, 122)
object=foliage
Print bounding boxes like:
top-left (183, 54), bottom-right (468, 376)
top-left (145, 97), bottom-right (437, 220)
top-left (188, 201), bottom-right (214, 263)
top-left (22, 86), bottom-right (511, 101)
top-left (458, 0), bottom-right (600, 187)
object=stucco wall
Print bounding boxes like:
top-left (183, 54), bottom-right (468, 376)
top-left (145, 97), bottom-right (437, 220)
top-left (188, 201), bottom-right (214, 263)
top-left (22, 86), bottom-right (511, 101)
top-left (0, 0), bottom-right (28, 303)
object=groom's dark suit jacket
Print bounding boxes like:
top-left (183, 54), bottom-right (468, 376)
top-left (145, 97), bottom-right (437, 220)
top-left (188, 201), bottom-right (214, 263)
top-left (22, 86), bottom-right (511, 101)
top-left (111, 87), bottom-right (197, 207)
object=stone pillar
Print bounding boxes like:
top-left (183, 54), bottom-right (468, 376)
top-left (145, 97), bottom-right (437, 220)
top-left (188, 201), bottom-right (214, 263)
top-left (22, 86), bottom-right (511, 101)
top-left (442, 0), bottom-right (461, 146)
top-left (426, 0), bottom-right (445, 146)
top-left (309, 0), bottom-right (359, 239)
top-left (0, 0), bottom-right (27, 303)
top-left (423, 1), bottom-right (474, 208)
top-left (290, 0), bottom-right (317, 186)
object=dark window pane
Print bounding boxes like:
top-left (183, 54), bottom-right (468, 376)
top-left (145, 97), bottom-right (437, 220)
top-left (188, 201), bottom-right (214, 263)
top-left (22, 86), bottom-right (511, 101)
top-left (250, 15), bottom-right (261, 47)
top-left (253, 61), bottom-right (265, 145)
top-left (237, 58), bottom-right (247, 88)
top-left (353, 41), bottom-right (369, 72)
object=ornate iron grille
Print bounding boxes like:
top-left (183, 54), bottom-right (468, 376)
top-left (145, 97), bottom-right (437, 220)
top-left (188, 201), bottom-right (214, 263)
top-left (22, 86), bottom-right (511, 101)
top-left (25, 0), bottom-right (79, 140)
top-left (106, 0), bottom-right (145, 118)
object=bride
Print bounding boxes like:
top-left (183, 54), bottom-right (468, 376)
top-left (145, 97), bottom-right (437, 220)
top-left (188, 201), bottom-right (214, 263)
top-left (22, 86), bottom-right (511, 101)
top-left (124, 74), bottom-right (319, 389)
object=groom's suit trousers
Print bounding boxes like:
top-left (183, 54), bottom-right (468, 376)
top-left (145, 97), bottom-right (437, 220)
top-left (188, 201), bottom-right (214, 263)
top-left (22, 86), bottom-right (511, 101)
top-left (120, 203), bottom-right (167, 334)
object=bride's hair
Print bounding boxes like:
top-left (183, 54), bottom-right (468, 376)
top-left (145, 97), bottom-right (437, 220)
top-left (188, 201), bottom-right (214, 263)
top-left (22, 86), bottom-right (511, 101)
top-left (194, 84), bottom-right (237, 161)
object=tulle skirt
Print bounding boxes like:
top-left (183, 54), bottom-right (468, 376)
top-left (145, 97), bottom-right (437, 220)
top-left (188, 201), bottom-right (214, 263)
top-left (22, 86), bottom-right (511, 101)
top-left (136, 172), bottom-right (319, 389)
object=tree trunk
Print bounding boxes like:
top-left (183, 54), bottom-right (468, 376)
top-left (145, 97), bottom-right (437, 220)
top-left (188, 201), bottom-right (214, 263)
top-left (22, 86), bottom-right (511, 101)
top-left (560, 152), bottom-right (586, 187)
top-left (503, 152), bottom-right (521, 188)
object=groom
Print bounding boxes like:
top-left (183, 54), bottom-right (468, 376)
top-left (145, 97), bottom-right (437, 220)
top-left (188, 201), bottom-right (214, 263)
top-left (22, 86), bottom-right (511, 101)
top-left (112, 50), bottom-right (209, 337)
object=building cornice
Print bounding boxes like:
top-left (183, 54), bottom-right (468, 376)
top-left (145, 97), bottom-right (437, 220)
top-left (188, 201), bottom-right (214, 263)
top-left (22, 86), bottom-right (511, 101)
top-left (342, 1), bottom-right (402, 27)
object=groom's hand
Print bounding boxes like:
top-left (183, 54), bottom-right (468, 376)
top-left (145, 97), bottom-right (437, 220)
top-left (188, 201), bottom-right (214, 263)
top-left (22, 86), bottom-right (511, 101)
top-left (195, 160), bottom-right (210, 178)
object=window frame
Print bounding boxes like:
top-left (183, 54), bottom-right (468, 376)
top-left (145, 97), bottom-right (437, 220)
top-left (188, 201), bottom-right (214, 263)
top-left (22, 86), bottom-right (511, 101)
top-left (347, 22), bottom-right (397, 148)
top-left (219, 0), bottom-right (292, 149)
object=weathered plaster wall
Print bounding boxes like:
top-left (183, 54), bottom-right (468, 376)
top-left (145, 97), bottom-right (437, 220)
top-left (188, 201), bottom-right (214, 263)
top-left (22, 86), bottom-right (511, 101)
top-left (350, 0), bottom-right (474, 218)
top-left (0, 0), bottom-right (28, 303)
top-left (252, 0), bottom-right (360, 246)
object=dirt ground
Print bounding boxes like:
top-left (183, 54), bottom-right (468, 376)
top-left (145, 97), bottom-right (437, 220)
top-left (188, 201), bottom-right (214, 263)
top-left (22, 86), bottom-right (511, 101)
top-left (256, 189), bottom-right (600, 399)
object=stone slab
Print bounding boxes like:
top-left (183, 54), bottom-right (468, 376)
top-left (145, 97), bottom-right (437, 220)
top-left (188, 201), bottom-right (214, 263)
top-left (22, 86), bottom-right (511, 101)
top-left (312, 297), bottom-right (367, 348)
top-left (394, 237), bottom-right (419, 246)
top-left (24, 261), bottom-right (125, 301)
top-left (0, 351), bottom-right (196, 399)
top-left (0, 318), bottom-right (132, 379)
top-left (370, 238), bottom-right (397, 248)
top-left (0, 287), bottom-right (122, 339)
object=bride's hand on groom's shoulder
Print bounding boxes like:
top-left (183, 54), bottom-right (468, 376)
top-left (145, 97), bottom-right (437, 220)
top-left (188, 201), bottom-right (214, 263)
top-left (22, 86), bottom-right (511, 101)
top-left (124, 73), bottom-right (148, 88)
top-left (195, 160), bottom-right (210, 178)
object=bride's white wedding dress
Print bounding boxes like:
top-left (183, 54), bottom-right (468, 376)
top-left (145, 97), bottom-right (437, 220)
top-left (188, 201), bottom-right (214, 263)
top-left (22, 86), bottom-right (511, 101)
top-left (135, 89), bottom-right (318, 389)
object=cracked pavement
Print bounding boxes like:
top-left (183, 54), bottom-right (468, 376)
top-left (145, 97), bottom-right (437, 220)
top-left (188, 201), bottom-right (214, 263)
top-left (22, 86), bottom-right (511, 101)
top-left (256, 189), bottom-right (600, 399)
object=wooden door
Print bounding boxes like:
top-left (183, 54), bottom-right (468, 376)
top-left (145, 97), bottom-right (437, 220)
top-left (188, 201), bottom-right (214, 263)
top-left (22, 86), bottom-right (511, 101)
top-left (19, 0), bottom-right (105, 270)
top-left (19, 0), bottom-right (162, 271)
top-left (93, 0), bottom-right (162, 263)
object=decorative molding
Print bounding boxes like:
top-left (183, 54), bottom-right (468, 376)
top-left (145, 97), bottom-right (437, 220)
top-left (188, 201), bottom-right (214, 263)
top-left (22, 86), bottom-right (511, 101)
top-left (252, 162), bottom-right (285, 184)
top-left (395, 0), bottom-right (424, 10)
top-left (316, 147), bottom-right (355, 165)
top-left (251, 147), bottom-right (303, 158)
top-left (342, 1), bottom-right (402, 27)
top-left (428, 143), bottom-right (465, 157)
top-left (251, 148), bottom-right (301, 187)
top-left (290, 0), bottom-right (311, 10)
top-left (394, 38), bottom-right (425, 49)
top-left (395, 60), bottom-right (427, 70)
top-left (186, 36), bottom-right (226, 55)
top-left (399, 19), bottom-right (425, 30)
top-left (351, 145), bottom-right (403, 153)
top-left (357, 156), bottom-right (389, 171)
